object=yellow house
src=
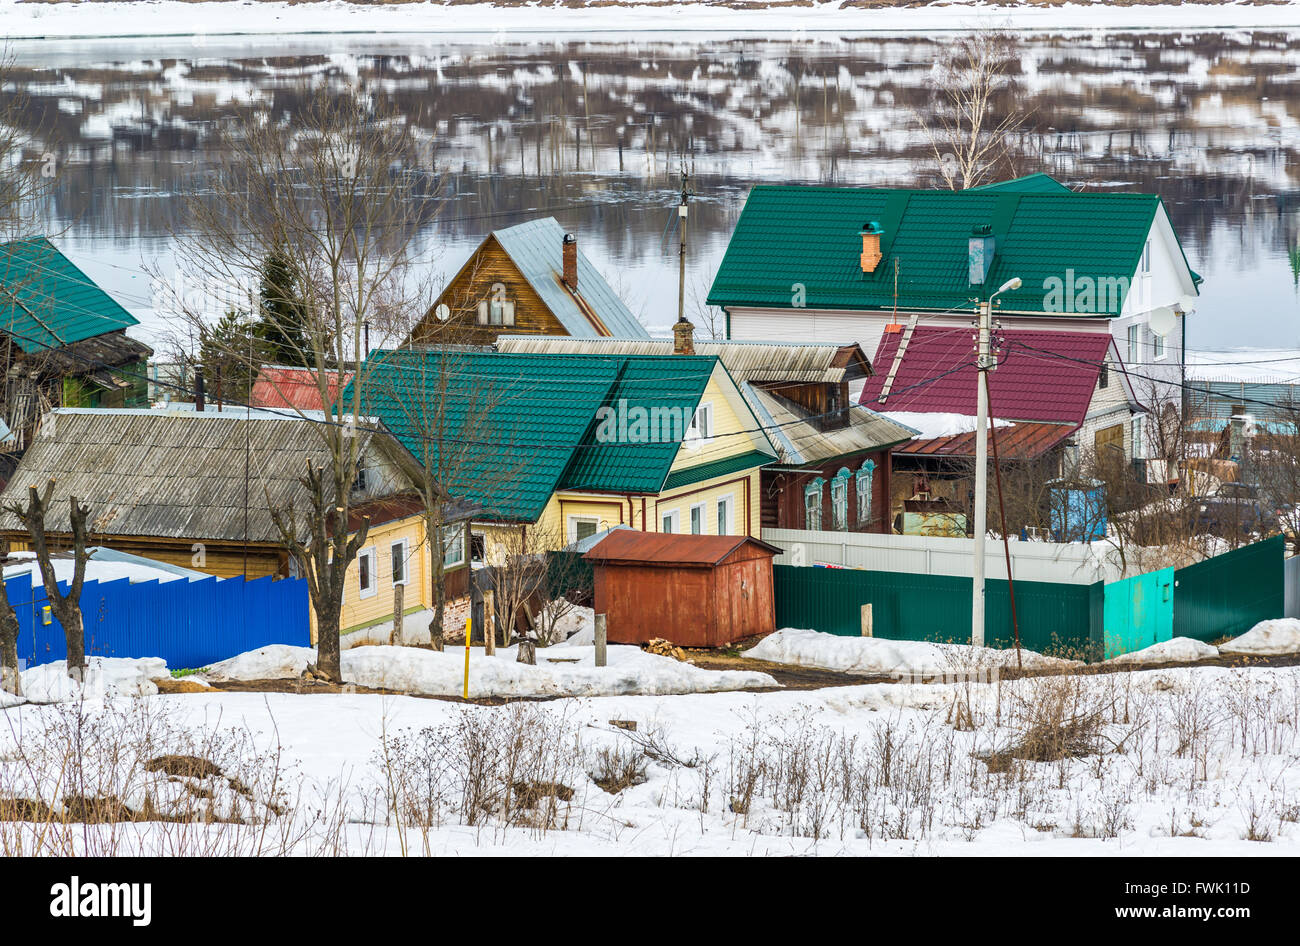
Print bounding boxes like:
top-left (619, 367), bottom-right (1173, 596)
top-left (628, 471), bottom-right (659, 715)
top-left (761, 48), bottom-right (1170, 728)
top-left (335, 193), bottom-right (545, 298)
top-left (324, 496), bottom-right (475, 637)
top-left (357, 329), bottom-right (779, 569)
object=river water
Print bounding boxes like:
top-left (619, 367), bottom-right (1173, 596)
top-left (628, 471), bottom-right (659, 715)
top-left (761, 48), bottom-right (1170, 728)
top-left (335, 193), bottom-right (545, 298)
top-left (5, 30), bottom-right (1300, 352)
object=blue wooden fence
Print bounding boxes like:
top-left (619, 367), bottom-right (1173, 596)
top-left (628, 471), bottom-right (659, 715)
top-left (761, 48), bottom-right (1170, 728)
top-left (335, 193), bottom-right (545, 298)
top-left (7, 572), bottom-right (310, 671)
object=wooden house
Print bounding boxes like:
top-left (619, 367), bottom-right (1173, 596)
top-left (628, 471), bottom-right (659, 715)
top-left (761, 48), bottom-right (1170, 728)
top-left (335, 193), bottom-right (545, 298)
top-left (496, 335), bottom-right (916, 533)
top-left (408, 217), bottom-right (650, 346)
top-left (0, 238), bottom-right (152, 451)
top-left (584, 531), bottom-right (779, 647)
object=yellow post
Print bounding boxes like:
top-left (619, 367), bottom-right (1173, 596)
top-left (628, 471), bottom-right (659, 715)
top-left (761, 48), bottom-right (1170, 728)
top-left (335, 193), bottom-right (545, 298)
top-left (462, 613), bottom-right (472, 700)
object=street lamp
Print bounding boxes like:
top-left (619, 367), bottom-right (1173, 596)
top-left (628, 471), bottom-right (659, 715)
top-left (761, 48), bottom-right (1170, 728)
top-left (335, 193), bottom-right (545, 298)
top-left (972, 276), bottom-right (1022, 647)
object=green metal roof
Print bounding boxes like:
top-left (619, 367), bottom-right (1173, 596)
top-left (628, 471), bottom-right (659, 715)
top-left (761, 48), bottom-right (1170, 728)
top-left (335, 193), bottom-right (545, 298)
top-left (352, 349), bottom-right (720, 522)
top-left (707, 182), bottom-right (1198, 318)
top-left (0, 237), bottom-right (139, 353)
top-left (661, 449), bottom-right (773, 492)
top-left (969, 173), bottom-right (1074, 195)
top-left (558, 355), bottom-right (715, 494)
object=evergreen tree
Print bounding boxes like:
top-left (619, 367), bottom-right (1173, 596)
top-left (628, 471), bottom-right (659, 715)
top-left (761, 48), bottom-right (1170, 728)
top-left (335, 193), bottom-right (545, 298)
top-left (257, 250), bottom-right (310, 367)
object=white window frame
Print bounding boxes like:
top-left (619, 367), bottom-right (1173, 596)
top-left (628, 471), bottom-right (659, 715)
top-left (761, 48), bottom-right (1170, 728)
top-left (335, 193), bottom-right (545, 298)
top-left (1132, 415), bottom-right (1145, 460)
top-left (390, 538), bottom-right (409, 586)
top-left (442, 525), bottom-right (465, 569)
top-left (661, 509), bottom-right (680, 534)
top-left (1140, 239), bottom-right (1152, 275)
top-left (1127, 323), bottom-right (1140, 364)
top-left (357, 546), bottom-right (378, 600)
top-left (567, 514), bottom-right (601, 544)
top-left (689, 502), bottom-right (706, 535)
top-left (716, 494), bottom-right (735, 536)
top-left (686, 401), bottom-right (714, 446)
top-left (804, 478), bottom-right (824, 530)
top-left (1151, 331), bottom-right (1165, 361)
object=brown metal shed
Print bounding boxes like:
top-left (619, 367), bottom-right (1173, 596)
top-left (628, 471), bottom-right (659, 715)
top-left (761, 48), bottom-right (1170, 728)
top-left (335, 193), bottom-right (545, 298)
top-left (584, 532), bottom-right (780, 648)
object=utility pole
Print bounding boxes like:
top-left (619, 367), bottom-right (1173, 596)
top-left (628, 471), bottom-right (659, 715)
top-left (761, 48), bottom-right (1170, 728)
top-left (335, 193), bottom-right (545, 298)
top-left (971, 298), bottom-right (992, 648)
top-left (677, 169), bottom-right (689, 324)
top-left (971, 276), bottom-right (1022, 648)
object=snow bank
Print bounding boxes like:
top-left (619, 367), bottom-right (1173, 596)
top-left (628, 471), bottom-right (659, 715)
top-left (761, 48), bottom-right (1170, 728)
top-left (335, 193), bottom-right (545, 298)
top-left (1105, 637), bottom-right (1219, 665)
top-left (207, 641), bottom-right (777, 698)
top-left (1221, 619), bottom-right (1300, 656)
top-left (2, 553), bottom-right (189, 586)
top-left (878, 412), bottom-right (1011, 441)
top-left (14, 657), bottom-right (171, 703)
top-left (746, 628), bottom-right (1080, 677)
top-left (342, 609), bottom-right (437, 649)
top-left (552, 605), bottom-right (596, 646)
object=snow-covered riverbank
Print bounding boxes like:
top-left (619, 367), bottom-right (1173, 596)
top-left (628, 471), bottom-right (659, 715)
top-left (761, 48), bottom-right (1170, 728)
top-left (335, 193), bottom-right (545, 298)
top-left (5, 0), bottom-right (1300, 42)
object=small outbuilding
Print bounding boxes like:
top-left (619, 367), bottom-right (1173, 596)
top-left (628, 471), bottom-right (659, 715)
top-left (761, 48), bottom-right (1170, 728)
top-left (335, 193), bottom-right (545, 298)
top-left (584, 531), bottom-right (779, 648)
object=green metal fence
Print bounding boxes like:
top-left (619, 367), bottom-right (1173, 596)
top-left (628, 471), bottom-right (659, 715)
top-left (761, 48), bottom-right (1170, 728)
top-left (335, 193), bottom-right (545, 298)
top-left (1173, 535), bottom-right (1284, 643)
top-left (773, 536), bottom-right (1285, 660)
top-left (773, 565), bottom-right (1100, 659)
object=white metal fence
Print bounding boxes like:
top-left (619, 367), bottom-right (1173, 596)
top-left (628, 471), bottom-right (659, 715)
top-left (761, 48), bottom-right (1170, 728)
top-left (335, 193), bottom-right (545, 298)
top-left (761, 528), bottom-right (1130, 586)
top-left (1285, 556), bottom-right (1300, 619)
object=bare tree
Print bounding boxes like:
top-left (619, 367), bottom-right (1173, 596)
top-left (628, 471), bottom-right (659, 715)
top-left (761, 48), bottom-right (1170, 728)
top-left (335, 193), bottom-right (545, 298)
top-left (360, 346), bottom-right (520, 648)
top-left (2, 481), bottom-right (90, 677)
top-left (166, 88), bottom-right (442, 682)
top-left (915, 26), bottom-right (1027, 190)
top-left (484, 523), bottom-right (565, 648)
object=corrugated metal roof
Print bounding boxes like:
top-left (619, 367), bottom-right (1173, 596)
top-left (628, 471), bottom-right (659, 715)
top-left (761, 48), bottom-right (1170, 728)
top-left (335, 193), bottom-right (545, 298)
top-left (747, 384), bottom-right (915, 466)
top-left (497, 335), bottom-right (867, 383)
top-left (0, 409), bottom-right (400, 544)
top-left (897, 421), bottom-right (1077, 460)
top-left (584, 530), bottom-right (781, 566)
top-left (661, 449), bottom-right (772, 491)
top-left (860, 326), bottom-right (1116, 425)
top-left (492, 218), bottom-right (649, 339)
top-left (250, 366), bottom-right (352, 411)
top-left (707, 182), bottom-right (1199, 316)
top-left (0, 237), bottom-right (139, 353)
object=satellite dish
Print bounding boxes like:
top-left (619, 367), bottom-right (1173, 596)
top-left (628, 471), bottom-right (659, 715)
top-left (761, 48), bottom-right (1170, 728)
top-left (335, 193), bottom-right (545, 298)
top-left (435, 303), bottom-right (450, 322)
top-left (1149, 305), bottom-right (1177, 338)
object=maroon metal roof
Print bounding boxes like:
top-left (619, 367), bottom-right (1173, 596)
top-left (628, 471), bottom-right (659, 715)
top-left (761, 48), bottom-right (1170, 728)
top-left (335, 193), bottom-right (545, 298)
top-left (861, 326), bottom-right (1114, 425)
top-left (896, 421), bottom-right (1078, 460)
top-left (250, 366), bottom-right (353, 411)
top-left (584, 531), bottom-right (781, 567)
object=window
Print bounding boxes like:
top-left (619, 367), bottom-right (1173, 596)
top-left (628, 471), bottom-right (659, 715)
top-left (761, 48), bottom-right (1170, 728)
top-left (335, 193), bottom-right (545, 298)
top-left (357, 547), bottom-right (377, 599)
top-left (716, 495), bottom-right (734, 535)
top-left (350, 466), bottom-right (369, 495)
top-left (1132, 416), bottom-right (1145, 460)
top-left (567, 515), bottom-right (600, 544)
top-left (1152, 331), bottom-right (1165, 361)
top-left (690, 503), bottom-right (705, 535)
top-left (831, 468), bottom-right (851, 531)
top-left (1098, 360), bottom-right (1109, 389)
top-left (390, 539), bottom-right (409, 586)
top-left (661, 509), bottom-right (680, 533)
top-left (441, 526), bottom-right (465, 569)
top-left (804, 478), bottom-right (824, 530)
top-left (476, 295), bottom-right (516, 326)
top-left (687, 402), bottom-right (713, 444)
top-left (470, 532), bottom-right (486, 563)
top-left (1141, 239), bottom-right (1151, 275)
top-left (1127, 324), bottom-right (1140, 364)
top-left (855, 461), bottom-right (875, 525)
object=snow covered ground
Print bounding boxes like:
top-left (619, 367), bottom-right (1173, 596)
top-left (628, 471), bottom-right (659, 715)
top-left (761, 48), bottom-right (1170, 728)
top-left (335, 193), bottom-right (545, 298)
top-left (4, 0), bottom-right (1300, 41)
top-left (746, 627), bottom-right (1081, 676)
top-left (4, 662), bottom-right (1300, 855)
top-left (205, 638), bottom-right (777, 697)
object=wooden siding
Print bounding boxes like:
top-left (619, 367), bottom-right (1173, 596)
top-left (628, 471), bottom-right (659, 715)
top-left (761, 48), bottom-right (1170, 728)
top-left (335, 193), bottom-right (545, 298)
top-left (1, 532), bottom-right (286, 579)
top-left (410, 237), bottom-right (573, 346)
top-left (761, 449), bottom-right (893, 533)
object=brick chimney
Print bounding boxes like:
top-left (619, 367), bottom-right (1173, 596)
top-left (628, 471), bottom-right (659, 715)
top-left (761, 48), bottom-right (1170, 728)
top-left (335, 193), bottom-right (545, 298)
top-left (673, 317), bottom-right (695, 355)
top-left (562, 232), bottom-right (578, 291)
top-left (860, 221), bottom-right (883, 274)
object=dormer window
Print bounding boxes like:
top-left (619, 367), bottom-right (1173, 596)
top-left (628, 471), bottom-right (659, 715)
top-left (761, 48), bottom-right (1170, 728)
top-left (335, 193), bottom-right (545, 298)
top-left (686, 402), bottom-right (713, 444)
